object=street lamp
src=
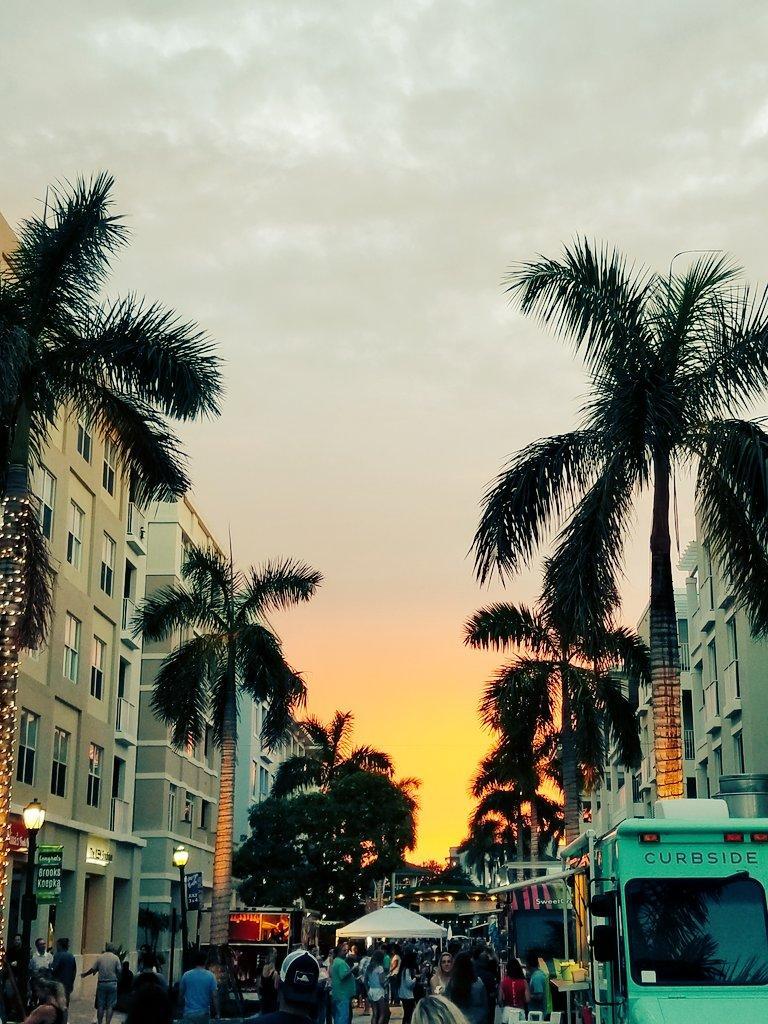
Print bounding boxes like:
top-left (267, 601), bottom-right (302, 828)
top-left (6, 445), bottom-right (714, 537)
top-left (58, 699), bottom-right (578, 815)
top-left (173, 845), bottom-right (190, 971)
top-left (19, 799), bottom-right (46, 1000)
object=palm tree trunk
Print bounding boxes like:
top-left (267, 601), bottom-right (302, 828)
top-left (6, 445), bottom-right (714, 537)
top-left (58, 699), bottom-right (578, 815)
top-left (528, 796), bottom-right (540, 864)
top-left (560, 672), bottom-right (580, 843)
top-left (210, 643), bottom-right (238, 956)
top-left (650, 451), bottom-right (683, 799)
top-left (0, 415), bottom-right (31, 965)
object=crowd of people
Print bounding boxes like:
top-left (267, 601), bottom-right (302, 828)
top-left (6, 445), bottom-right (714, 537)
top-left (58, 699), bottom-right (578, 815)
top-left (316, 938), bottom-right (551, 1024)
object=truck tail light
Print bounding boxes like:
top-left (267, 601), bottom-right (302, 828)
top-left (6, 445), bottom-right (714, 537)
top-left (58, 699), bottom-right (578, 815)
top-left (751, 833), bottom-right (768, 843)
top-left (724, 832), bottom-right (744, 843)
top-left (639, 833), bottom-right (660, 844)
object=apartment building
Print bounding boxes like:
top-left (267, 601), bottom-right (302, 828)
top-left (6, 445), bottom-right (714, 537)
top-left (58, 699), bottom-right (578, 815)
top-left (134, 497), bottom-right (222, 954)
top-left (233, 707), bottom-right (313, 845)
top-left (587, 525), bottom-right (768, 834)
top-left (10, 414), bottom-right (146, 965)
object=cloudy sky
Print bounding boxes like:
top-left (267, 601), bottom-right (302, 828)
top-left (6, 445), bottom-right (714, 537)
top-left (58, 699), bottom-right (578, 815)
top-left (4, 1), bottom-right (768, 859)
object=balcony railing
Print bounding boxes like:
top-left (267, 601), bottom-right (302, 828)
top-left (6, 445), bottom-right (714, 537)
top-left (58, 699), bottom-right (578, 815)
top-left (121, 597), bottom-right (140, 649)
top-left (110, 797), bottom-right (131, 833)
top-left (126, 503), bottom-right (147, 554)
top-left (683, 728), bottom-right (696, 760)
top-left (679, 642), bottom-right (690, 672)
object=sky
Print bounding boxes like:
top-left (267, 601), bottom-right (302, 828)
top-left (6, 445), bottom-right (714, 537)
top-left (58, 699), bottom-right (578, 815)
top-left (3, 1), bottom-right (768, 860)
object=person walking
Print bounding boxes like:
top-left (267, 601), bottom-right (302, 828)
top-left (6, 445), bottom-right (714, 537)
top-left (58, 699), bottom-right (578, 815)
top-left (365, 950), bottom-right (389, 1024)
top-left (330, 943), bottom-right (355, 1024)
top-left (178, 951), bottom-right (219, 1024)
top-left (50, 940), bottom-right (76, 1006)
top-left (498, 960), bottom-right (528, 1017)
top-left (445, 953), bottom-right (487, 1024)
top-left (429, 954), bottom-right (453, 996)
top-left (388, 946), bottom-right (401, 1007)
top-left (80, 943), bottom-right (121, 1024)
top-left (397, 950), bottom-right (418, 1024)
top-left (524, 951), bottom-right (548, 1017)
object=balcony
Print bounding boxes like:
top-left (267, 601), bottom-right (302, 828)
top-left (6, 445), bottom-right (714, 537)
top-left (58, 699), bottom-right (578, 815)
top-left (700, 580), bottom-right (716, 631)
top-left (121, 597), bottom-right (140, 649)
top-left (722, 660), bottom-right (742, 718)
top-left (115, 697), bottom-right (135, 744)
top-left (704, 682), bottom-right (722, 733)
top-left (126, 503), bottom-right (147, 556)
top-left (684, 728), bottom-right (696, 761)
top-left (632, 774), bottom-right (642, 804)
top-left (110, 797), bottom-right (131, 834)
top-left (637, 683), bottom-right (651, 717)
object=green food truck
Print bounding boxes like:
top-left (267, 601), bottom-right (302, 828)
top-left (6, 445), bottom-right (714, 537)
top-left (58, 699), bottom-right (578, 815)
top-left (563, 794), bottom-right (768, 1024)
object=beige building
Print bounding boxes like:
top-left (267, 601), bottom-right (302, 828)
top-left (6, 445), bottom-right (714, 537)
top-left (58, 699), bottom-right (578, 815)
top-left (135, 497), bottom-right (222, 957)
top-left (11, 413), bottom-right (146, 973)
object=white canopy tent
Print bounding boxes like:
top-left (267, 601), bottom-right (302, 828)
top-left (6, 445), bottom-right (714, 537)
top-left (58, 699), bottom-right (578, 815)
top-left (336, 902), bottom-right (447, 940)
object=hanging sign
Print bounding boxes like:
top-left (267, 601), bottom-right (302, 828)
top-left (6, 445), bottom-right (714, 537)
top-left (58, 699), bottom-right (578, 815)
top-left (185, 871), bottom-right (203, 910)
top-left (36, 845), bottom-right (63, 904)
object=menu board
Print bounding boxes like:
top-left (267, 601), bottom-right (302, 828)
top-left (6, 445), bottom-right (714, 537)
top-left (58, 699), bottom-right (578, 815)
top-left (229, 911), bottom-right (291, 943)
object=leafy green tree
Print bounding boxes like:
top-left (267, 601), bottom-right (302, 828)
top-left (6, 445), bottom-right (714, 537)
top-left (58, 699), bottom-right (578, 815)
top-left (272, 709), bottom-right (394, 797)
top-left (235, 771), bottom-right (419, 920)
top-left (137, 546), bottom-right (321, 955)
top-left (465, 600), bottom-right (646, 840)
top-left (473, 242), bottom-right (768, 797)
top-left (0, 174), bottom-right (221, 954)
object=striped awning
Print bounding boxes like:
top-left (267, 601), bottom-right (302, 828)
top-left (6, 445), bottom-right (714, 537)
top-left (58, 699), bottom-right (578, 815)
top-left (507, 880), bottom-right (570, 912)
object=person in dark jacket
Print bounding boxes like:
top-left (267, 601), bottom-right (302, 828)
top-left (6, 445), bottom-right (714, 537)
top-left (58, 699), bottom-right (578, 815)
top-left (50, 941), bottom-right (77, 1005)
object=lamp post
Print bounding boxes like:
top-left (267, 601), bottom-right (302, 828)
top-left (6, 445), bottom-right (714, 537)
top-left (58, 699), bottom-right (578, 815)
top-left (19, 798), bottom-right (46, 1001)
top-left (172, 845), bottom-right (190, 971)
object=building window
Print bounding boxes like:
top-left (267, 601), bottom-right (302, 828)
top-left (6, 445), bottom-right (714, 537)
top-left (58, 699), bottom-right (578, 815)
top-left (204, 724), bottom-right (212, 764)
top-left (87, 743), bottom-right (103, 807)
top-left (90, 636), bottom-right (106, 700)
top-left (99, 533), bottom-right (116, 596)
top-left (200, 799), bottom-right (210, 830)
top-left (714, 746), bottom-right (723, 779)
top-left (734, 732), bottom-right (746, 774)
top-left (183, 793), bottom-right (194, 823)
top-left (686, 776), bottom-right (697, 799)
top-left (259, 765), bottom-right (270, 799)
top-left (102, 437), bottom-right (117, 495)
top-left (76, 420), bottom-right (92, 462)
top-left (250, 761), bottom-right (258, 798)
top-left (37, 466), bottom-right (56, 540)
top-left (66, 501), bottom-right (84, 569)
top-left (726, 617), bottom-right (740, 697)
top-left (16, 709), bottom-right (39, 785)
top-left (168, 784), bottom-right (177, 830)
top-left (63, 613), bottom-right (81, 682)
top-left (51, 727), bottom-right (69, 797)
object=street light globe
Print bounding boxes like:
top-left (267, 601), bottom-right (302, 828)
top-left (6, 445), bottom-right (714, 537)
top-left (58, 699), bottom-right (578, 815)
top-left (22, 798), bottom-right (46, 833)
top-left (172, 845), bottom-right (189, 868)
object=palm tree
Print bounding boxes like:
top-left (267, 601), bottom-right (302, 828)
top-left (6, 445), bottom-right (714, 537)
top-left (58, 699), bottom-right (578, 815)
top-left (473, 242), bottom-right (768, 798)
top-left (471, 719), bottom-right (562, 866)
top-left (137, 545), bottom-right (322, 959)
top-left (465, 599), bottom-right (646, 841)
top-left (468, 785), bottom-right (562, 881)
top-left (0, 174), bottom-right (221, 953)
top-left (271, 709), bottom-right (394, 797)
top-left (458, 819), bottom-right (504, 886)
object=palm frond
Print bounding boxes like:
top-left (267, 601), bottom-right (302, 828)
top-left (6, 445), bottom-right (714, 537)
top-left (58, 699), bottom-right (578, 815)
top-left (464, 602), bottom-right (553, 654)
top-left (505, 238), bottom-right (655, 373)
top-left (695, 419), bottom-right (768, 633)
top-left (16, 498), bottom-right (55, 650)
top-left (271, 756), bottom-right (323, 798)
top-left (135, 584), bottom-right (222, 642)
top-left (542, 455), bottom-right (636, 641)
top-left (181, 545), bottom-right (233, 604)
top-left (236, 623), bottom-right (307, 748)
top-left (479, 657), bottom-right (556, 732)
top-left (593, 671), bottom-right (642, 770)
top-left (346, 746), bottom-right (395, 777)
top-left (587, 626), bottom-right (651, 685)
top-left (473, 431), bottom-right (602, 583)
top-left (70, 294), bottom-right (222, 419)
top-left (237, 559), bottom-right (323, 620)
top-left (327, 710), bottom-right (355, 769)
top-left (150, 634), bottom-right (221, 747)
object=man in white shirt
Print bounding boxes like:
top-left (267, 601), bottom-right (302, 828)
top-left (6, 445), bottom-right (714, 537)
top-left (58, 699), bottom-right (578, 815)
top-left (81, 943), bottom-right (122, 1024)
top-left (29, 938), bottom-right (53, 978)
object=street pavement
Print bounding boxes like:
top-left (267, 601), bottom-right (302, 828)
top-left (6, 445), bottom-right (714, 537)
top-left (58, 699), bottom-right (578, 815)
top-left (65, 997), bottom-right (406, 1024)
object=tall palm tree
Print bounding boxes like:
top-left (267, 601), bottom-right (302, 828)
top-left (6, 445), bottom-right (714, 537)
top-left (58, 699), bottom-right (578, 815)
top-left (458, 819), bottom-right (505, 886)
top-left (473, 241), bottom-right (768, 798)
top-left (0, 174), bottom-right (221, 956)
top-left (137, 545), bottom-right (322, 959)
top-left (271, 709), bottom-right (394, 797)
top-left (469, 785), bottom-right (563, 881)
top-left (465, 600), bottom-right (646, 841)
